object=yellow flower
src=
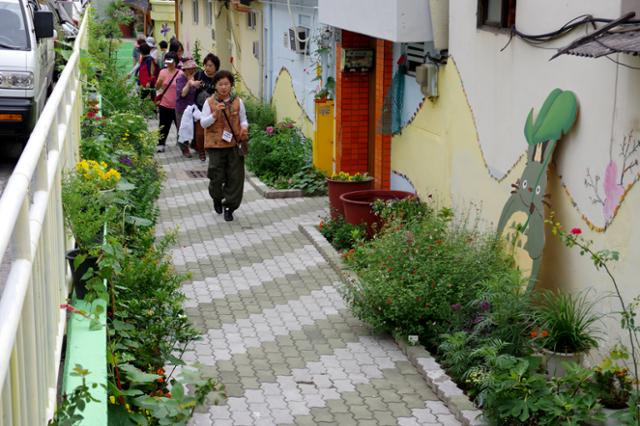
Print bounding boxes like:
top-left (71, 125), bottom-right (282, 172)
top-left (109, 395), bottom-right (115, 404)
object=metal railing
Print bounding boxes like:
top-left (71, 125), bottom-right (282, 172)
top-left (0, 11), bottom-right (89, 425)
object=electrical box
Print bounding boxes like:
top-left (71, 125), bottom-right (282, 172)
top-left (289, 26), bottom-right (309, 53)
top-left (415, 63), bottom-right (438, 99)
top-left (340, 48), bottom-right (374, 73)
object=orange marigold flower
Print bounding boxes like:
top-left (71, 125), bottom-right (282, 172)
top-left (156, 377), bottom-right (164, 383)
top-left (541, 330), bottom-right (549, 338)
top-left (156, 368), bottom-right (165, 375)
top-left (530, 330), bottom-right (538, 338)
top-left (166, 392), bottom-right (172, 398)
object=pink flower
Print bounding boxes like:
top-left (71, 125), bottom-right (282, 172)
top-left (265, 126), bottom-right (274, 135)
top-left (570, 227), bottom-right (582, 235)
top-left (603, 161), bottom-right (624, 222)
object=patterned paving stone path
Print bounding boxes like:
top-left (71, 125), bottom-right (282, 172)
top-left (155, 140), bottom-right (460, 425)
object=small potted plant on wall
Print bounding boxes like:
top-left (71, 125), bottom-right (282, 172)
top-left (326, 171), bottom-right (374, 219)
top-left (533, 289), bottom-right (601, 377)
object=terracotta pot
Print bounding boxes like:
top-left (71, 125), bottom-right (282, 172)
top-left (340, 189), bottom-right (415, 237)
top-left (542, 348), bottom-right (584, 377)
top-left (326, 178), bottom-right (374, 219)
top-left (66, 249), bottom-right (98, 299)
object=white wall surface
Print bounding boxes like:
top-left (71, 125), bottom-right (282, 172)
top-left (318, 0), bottom-right (432, 42)
top-left (264, 0), bottom-right (324, 122)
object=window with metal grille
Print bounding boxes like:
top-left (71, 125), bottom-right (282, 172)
top-left (192, 0), bottom-right (199, 24)
top-left (252, 40), bottom-right (260, 58)
top-left (247, 11), bottom-right (256, 29)
top-left (477, 0), bottom-right (516, 29)
top-left (405, 42), bottom-right (427, 77)
top-left (206, 0), bottom-right (213, 26)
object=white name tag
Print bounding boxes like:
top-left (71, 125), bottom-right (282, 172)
top-left (222, 130), bottom-right (233, 142)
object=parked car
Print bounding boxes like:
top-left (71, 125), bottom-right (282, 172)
top-left (45, 0), bottom-right (78, 40)
top-left (0, 0), bottom-right (55, 141)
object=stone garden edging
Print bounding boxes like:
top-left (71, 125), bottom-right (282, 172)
top-left (246, 169), bottom-right (304, 199)
top-left (299, 223), bottom-right (487, 426)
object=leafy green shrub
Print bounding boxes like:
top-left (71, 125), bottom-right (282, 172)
top-left (319, 216), bottom-right (366, 252)
top-left (291, 165), bottom-right (327, 195)
top-left (243, 95), bottom-right (276, 132)
top-left (473, 353), bottom-right (602, 425)
top-left (344, 206), bottom-right (517, 348)
top-left (372, 196), bottom-right (430, 227)
top-left (246, 123), bottom-right (311, 185)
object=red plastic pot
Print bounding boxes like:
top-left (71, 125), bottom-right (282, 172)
top-left (340, 190), bottom-right (415, 237)
top-left (326, 178), bottom-right (374, 219)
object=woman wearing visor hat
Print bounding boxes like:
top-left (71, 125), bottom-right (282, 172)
top-left (155, 52), bottom-right (180, 153)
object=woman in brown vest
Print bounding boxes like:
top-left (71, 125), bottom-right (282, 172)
top-left (200, 70), bottom-right (248, 222)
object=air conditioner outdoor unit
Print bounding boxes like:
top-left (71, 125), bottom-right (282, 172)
top-left (288, 26), bottom-right (309, 54)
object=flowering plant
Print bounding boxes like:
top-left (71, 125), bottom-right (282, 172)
top-left (593, 345), bottom-right (634, 408)
top-left (532, 289), bottom-right (601, 354)
top-left (329, 171), bottom-right (372, 182)
top-left (548, 213), bottom-right (640, 407)
top-left (76, 159), bottom-right (121, 191)
top-left (62, 161), bottom-right (119, 252)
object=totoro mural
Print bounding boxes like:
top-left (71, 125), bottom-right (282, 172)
top-left (497, 89), bottom-right (578, 290)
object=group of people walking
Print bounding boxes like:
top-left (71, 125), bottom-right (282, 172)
top-left (130, 36), bottom-right (248, 222)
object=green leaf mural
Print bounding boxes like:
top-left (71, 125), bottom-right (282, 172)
top-left (524, 89), bottom-right (578, 145)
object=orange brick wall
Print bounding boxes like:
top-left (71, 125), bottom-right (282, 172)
top-left (335, 30), bottom-right (372, 174)
top-left (335, 31), bottom-right (392, 189)
top-left (373, 39), bottom-right (393, 190)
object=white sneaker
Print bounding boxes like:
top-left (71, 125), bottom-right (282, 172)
top-left (156, 145), bottom-right (166, 153)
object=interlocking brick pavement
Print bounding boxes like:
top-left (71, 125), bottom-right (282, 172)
top-left (155, 138), bottom-right (461, 425)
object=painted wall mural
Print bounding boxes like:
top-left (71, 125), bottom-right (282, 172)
top-left (583, 131), bottom-right (640, 229)
top-left (497, 89), bottom-right (578, 290)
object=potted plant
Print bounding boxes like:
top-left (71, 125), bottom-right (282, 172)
top-left (589, 345), bottom-right (634, 425)
top-left (533, 289), bottom-right (601, 377)
top-left (326, 172), bottom-right (374, 219)
top-left (62, 160), bottom-right (120, 298)
top-left (340, 190), bottom-right (415, 237)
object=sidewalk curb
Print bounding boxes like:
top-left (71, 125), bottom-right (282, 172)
top-left (246, 170), bottom-right (304, 199)
top-left (298, 223), bottom-right (487, 426)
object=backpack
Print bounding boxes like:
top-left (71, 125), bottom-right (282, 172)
top-left (138, 56), bottom-right (158, 88)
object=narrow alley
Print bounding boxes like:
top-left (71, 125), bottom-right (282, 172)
top-left (155, 138), bottom-right (462, 425)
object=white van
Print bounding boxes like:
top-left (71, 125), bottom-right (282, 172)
top-left (0, 0), bottom-right (54, 140)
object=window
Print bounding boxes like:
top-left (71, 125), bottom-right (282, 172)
top-left (247, 10), bottom-right (256, 29)
top-left (179, 0), bottom-right (183, 24)
top-left (477, 0), bottom-right (516, 29)
top-left (192, 0), bottom-right (199, 24)
top-left (206, 0), bottom-right (212, 26)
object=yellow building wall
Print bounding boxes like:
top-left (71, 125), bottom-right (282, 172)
top-left (150, 0), bottom-right (175, 43)
top-left (271, 68), bottom-right (313, 139)
top-left (228, 5), bottom-right (262, 97)
top-left (178, 0), bottom-right (230, 68)
top-left (391, 58), bottom-right (640, 352)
